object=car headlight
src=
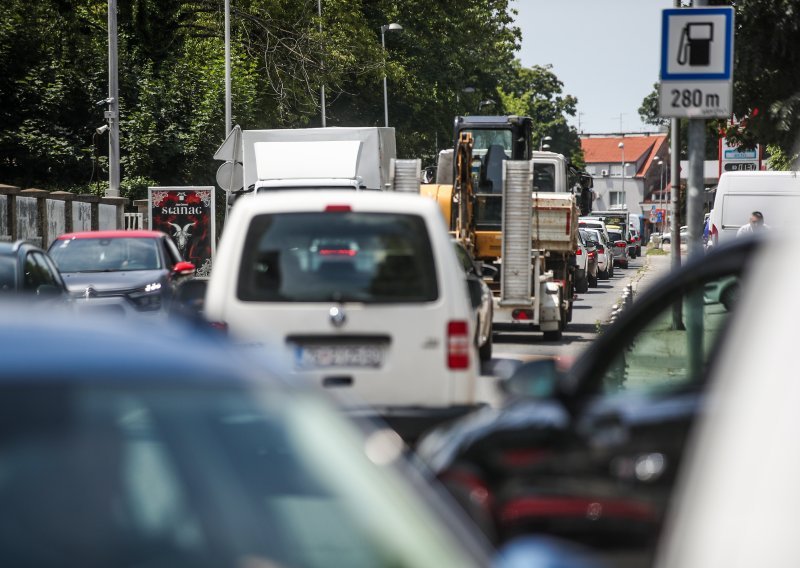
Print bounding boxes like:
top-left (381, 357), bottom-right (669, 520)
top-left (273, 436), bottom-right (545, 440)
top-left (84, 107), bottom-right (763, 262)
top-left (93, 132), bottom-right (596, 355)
top-left (127, 282), bottom-right (163, 311)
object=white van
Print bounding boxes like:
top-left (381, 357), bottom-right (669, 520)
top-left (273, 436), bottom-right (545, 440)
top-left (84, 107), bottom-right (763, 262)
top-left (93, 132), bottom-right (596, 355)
top-left (710, 171), bottom-right (800, 246)
top-left (205, 190), bottom-right (480, 439)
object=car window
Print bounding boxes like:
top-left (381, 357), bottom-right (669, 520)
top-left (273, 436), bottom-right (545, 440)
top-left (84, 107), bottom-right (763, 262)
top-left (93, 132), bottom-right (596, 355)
top-left (49, 238), bottom-right (162, 272)
top-left (601, 274), bottom-right (741, 395)
top-left (238, 212), bottom-right (439, 303)
top-left (22, 252), bottom-right (52, 292)
top-left (453, 243), bottom-right (475, 274)
top-left (608, 231), bottom-right (622, 241)
top-left (0, 257), bottom-right (15, 292)
top-left (31, 253), bottom-right (60, 289)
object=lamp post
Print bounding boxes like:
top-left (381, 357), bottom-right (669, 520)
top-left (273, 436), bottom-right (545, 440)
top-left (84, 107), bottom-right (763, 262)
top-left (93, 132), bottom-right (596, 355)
top-left (318, 0), bottom-right (326, 127)
top-left (380, 23), bottom-right (403, 128)
top-left (539, 135), bottom-right (552, 151)
top-left (477, 99), bottom-right (496, 113)
top-left (618, 141), bottom-right (625, 209)
top-left (655, 157), bottom-right (665, 233)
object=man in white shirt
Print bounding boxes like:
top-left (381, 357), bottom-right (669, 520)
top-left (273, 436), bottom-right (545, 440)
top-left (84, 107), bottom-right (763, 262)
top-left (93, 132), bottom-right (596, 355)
top-left (737, 211), bottom-right (768, 237)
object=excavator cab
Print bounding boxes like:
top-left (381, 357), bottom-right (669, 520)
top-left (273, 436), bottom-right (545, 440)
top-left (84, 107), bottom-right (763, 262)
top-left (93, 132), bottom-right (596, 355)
top-left (453, 116), bottom-right (532, 259)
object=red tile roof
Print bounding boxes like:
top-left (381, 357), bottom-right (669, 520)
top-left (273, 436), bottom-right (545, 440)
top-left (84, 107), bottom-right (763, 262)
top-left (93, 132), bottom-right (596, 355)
top-left (581, 135), bottom-right (669, 178)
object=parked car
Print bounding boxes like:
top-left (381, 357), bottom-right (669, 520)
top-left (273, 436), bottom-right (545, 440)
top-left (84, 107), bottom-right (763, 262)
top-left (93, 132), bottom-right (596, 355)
top-left (578, 217), bottom-right (610, 243)
top-left (48, 230), bottom-right (195, 316)
top-left (629, 226), bottom-right (642, 257)
top-left (453, 239), bottom-right (494, 362)
top-left (0, 240), bottom-right (69, 301)
top-left (415, 235), bottom-right (765, 565)
top-left (0, 306), bottom-right (498, 568)
top-left (579, 229), bottom-right (599, 287)
top-left (205, 191), bottom-right (480, 443)
top-left (583, 227), bottom-right (613, 279)
top-left (606, 227), bottom-right (630, 268)
top-left (660, 226), bottom-right (688, 245)
top-left (574, 232), bottom-right (589, 294)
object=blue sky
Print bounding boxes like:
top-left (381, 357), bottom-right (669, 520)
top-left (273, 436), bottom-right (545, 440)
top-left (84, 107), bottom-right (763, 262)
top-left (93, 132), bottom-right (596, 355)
top-left (513, 0), bottom-right (674, 134)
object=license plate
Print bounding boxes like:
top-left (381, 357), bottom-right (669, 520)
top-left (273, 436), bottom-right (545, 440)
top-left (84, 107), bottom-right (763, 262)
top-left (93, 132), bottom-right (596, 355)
top-left (295, 344), bottom-right (384, 369)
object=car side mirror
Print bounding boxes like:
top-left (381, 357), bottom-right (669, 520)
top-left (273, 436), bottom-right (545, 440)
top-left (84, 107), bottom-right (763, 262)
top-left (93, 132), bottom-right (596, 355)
top-left (481, 263), bottom-right (499, 280)
top-left (501, 358), bottom-right (563, 399)
top-left (173, 261), bottom-right (196, 276)
top-left (466, 276), bottom-right (483, 309)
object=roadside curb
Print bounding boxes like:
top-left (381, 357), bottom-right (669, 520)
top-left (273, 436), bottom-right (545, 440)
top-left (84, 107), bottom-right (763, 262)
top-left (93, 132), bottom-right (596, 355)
top-left (608, 254), bottom-right (652, 324)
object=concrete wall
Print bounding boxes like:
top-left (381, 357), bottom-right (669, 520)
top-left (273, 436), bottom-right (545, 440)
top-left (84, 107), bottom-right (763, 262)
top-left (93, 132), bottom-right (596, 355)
top-left (47, 199), bottom-right (65, 247)
top-left (0, 185), bottom-right (128, 244)
top-left (17, 196), bottom-right (39, 244)
top-left (73, 202), bottom-right (92, 232)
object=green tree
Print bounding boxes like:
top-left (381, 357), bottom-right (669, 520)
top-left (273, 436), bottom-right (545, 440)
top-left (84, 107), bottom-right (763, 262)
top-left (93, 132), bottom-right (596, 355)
top-left (498, 62), bottom-right (584, 167)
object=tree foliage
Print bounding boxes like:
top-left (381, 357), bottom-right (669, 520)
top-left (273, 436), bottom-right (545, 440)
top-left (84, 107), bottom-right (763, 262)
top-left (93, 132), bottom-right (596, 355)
top-left (641, 1), bottom-right (800, 160)
top-left (0, 0), bottom-right (583, 194)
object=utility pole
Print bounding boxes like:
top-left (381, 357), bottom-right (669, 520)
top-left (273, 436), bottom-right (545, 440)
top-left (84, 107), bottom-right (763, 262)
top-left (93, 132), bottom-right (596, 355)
top-left (107, 0), bottom-right (120, 197)
top-left (224, 0), bottom-right (231, 136)
top-left (318, 0), bottom-right (326, 127)
top-left (686, 0), bottom-right (707, 260)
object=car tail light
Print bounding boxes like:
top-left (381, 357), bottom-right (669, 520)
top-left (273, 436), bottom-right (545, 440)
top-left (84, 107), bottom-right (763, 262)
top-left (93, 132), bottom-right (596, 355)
top-left (575, 247), bottom-right (582, 255)
top-left (711, 223), bottom-right (719, 246)
top-left (209, 321), bottom-right (228, 333)
top-left (447, 321), bottom-right (470, 369)
top-left (615, 242), bottom-right (627, 248)
top-left (319, 249), bottom-right (357, 256)
top-left (324, 205), bottom-right (351, 212)
top-left (629, 237), bottom-right (635, 243)
top-left (588, 251), bottom-right (596, 260)
top-left (597, 245), bottom-right (605, 253)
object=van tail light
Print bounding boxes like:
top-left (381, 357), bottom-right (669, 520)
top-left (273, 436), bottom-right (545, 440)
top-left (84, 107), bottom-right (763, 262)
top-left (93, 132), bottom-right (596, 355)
top-left (711, 223), bottom-right (719, 246)
top-left (447, 321), bottom-right (470, 370)
top-left (629, 237), bottom-right (635, 243)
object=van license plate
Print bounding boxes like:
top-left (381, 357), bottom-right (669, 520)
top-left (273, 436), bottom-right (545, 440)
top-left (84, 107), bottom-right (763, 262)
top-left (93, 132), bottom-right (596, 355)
top-left (296, 345), bottom-right (384, 369)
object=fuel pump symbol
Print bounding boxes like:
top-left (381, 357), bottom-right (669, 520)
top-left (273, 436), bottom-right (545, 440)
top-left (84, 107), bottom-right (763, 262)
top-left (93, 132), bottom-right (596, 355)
top-left (677, 22), bottom-right (713, 67)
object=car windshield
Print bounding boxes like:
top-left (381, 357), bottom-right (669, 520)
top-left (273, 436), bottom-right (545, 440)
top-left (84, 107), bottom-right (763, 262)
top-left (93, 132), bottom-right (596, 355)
top-left (0, 382), bottom-right (479, 567)
top-left (49, 238), bottom-right (162, 272)
top-left (238, 212), bottom-right (438, 303)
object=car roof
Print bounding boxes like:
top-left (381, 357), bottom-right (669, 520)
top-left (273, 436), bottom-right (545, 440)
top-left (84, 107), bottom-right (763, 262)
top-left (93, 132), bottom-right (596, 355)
top-left (55, 230), bottom-right (166, 240)
top-left (230, 190), bottom-right (441, 216)
top-left (0, 240), bottom-right (44, 255)
top-left (0, 306), bottom-right (288, 387)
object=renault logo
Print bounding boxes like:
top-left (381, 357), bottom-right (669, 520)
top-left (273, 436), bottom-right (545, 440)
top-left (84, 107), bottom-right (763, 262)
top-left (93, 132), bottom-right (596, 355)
top-left (329, 306), bottom-right (346, 328)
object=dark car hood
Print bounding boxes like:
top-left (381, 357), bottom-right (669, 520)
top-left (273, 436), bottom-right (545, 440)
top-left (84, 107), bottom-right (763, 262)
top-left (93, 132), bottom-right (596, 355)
top-left (415, 398), bottom-right (570, 474)
top-left (62, 269), bottom-right (166, 294)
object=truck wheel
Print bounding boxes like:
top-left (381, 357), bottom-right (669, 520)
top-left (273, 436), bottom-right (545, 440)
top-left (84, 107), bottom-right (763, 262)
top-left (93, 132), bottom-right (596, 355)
top-left (543, 329), bottom-right (562, 341)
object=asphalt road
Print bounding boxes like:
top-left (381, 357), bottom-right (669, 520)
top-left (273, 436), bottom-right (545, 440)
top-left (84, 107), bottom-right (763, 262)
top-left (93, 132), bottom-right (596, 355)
top-left (478, 256), bottom-right (647, 393)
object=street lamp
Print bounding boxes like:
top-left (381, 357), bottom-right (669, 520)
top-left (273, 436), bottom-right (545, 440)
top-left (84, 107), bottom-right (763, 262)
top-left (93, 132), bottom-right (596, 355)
top-left (380, 22), bottom-right (403, 128)
top-left (654, 157), bottom-right (665, 232)
top-left (618, 141), bottom-right (625, 209)
top-left (539, 135), bottom-right (552, 151)
top-left (477, 99), bottom-right (496, 113)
